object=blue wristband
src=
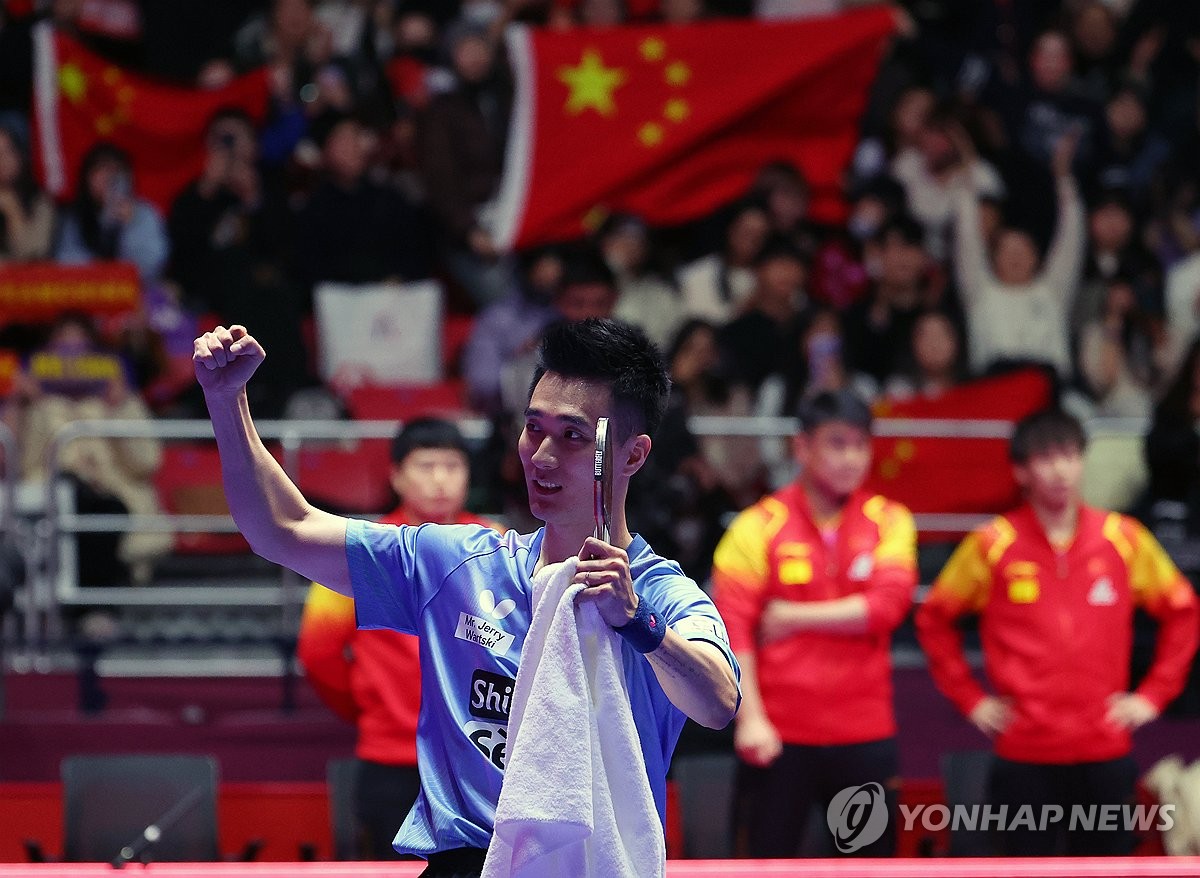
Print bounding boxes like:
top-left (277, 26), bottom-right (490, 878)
top-left (616, 597), bottom-right (666, 654)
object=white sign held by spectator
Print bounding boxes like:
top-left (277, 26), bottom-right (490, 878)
top-left (315, 280), bottom-right (444, 388)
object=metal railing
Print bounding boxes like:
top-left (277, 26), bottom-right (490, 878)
top-left (11, 413), bottom-right (1150, 667)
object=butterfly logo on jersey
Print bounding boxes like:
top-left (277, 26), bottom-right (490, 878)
top-left (478, 590), bottom-right (517, 620)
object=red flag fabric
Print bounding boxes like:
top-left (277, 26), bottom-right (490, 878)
top-left (864, 369), bottom-right (1055, 537)
top-left (494, 8), bottom-right (895, 249)
top-left (31, 24), bottom-right (269, 212)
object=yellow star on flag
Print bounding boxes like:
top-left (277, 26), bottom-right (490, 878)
top-left (558, 49), bottom-right (627, 118)
top-left (664, 98), bottom-right (689, 123)
top-left (640, 37), bottom-right (666, 62)
top-left (665, 61), bottom-right (691, 87)
top-left (59, 63), bottom-right (87, 104)
top-left (638, 122), bottom-right (664, 147)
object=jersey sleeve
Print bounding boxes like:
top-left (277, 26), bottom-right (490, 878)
top-left (862, 497), bottom-right (918, 634)
top-left (642, 567), bottom-right (740, 681)
top-left (346, 519), bottom-right (492, 634)
top-left (296, 582), bottom-right (358, 723)
top-left (915, 531), bottom-right (996, 716)
top-left (1120, 517), bottom-right (1200, 710)
top-left (710, 503), bottom-right (775, 655)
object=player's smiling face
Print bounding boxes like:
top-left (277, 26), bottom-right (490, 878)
top-left (518, 372), bottom-right (611, 533)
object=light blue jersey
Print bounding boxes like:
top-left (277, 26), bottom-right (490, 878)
top-left (346, 518), bottom-right (739, 858)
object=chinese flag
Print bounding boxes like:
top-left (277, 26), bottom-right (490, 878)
top-left (864, 369), bottom-right (1055, 541)
top-left (31, 24), bottom-right (269, 212)
top-left (494, 7), bottom-right (894, 249)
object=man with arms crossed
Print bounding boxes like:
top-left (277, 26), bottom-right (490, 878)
top-left (713, 390), bottom-right (917, 857)
top-left (194, 319), bottom-right (739, 877)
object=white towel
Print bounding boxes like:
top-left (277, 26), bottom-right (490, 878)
top-left (481, 557), bottom-right (666, 878)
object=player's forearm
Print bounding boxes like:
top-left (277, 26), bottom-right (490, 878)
top-left (206, 389), bottom-right (318, 564)
top-left (645, 630), bottom-right (739, 729)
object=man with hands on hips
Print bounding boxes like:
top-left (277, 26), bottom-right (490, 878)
top-left (917, 407), bottom-right (1199, 857)
top-left (194, 319), bottom-right (739, 878)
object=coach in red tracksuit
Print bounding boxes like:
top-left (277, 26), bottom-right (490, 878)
top-left (297, 419), bottom-right (501, 859)
top-left (917, 407), bottom-right (1199, 856)
top-left (713, 390), bottom-right (917, 857)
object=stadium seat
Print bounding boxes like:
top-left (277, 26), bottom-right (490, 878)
top-left (61, 754), bottom-right (220, 863)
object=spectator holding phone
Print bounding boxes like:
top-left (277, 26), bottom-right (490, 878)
top-left (55, 143), bottom-right (170, 283)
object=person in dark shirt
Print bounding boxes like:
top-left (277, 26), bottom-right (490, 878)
top-left (169, 107), bottom-right (306, 417)
top-left (293, 110), bottom-right (432, 298)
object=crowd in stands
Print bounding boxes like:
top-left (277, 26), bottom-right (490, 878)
top-left (1, 0), bottom-right (1200, 585)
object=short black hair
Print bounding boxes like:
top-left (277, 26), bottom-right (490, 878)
top-left (1009, 407), bottom-right (1087, 463)
top-left (558, 248), bottom-right (616, 291)
top-left (530, 318), bottom-right (671, 440)
top-left (797, 390), bottom-right (873, 434)
top-left (874, 213), bottom-right (925, 247)
top-left (205, 106), bottom-right (255, 138)
top-left (390, 417), bottom-right (469, 464)
top-left (754, 235), bottom-right (808, 269)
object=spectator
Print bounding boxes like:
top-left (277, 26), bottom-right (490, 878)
top-left (313, 0), bottom-right (400, 117)
top-left (757, 309), bottom-right (878, 488)
top-left (597, 213), bottom-right (685, 352)
top-left (1077, 275), bottom-right (1163, 419)
top-left (419, 18), bottom-right (512, 307)
top-left (771, 308), bottom-right (878, 413)
top-left (293, 111), bottom-right (432, 298)
top-left (1139, 338), bottom-right (1200, 563)
top-left (665, 319), bottom-right (763, 508)
top-left (851, 85), bottom-right (934, 185)
top-left (808, 175), bottom-right (907, 311)
top-left (461, 245), bottom-right (565, 417)
top-left (1091, 82), bottom-right (1171, 199)
top-left (297, 417), bottom-right (502, 860)
top-left (718, 237), bottom-right (812, 395)
top-left (951, 132), bottom-right (1085, 379)
top-left (0, 124), bottom-right (54, 264)
top-left (15, 312), bottom-right (171, 585)
top-left (1068, 0), bottom-right (1123, 107)
top-left (1073, 190), bottom-right (1158, 335)
top-left (387, 6), bottom-right (441, 109)
top-left (1003, 29), bottom-right (1101, 173)
top-left (843, 214), bottom-right (942, 385)
top-left (55, 143), bottom-right (170, 284)
top-left (678, 198), bottom-right (770, 325)
top-left (624, 368), bottom-right (732, 581)
top-left (169, 107), bottom-right (308, 418)
top-left (713, 390), bottom-right (917, 858)
top-left (202, 0), bottom-right (349, 169)
top-left (882, 309), bottom-right (966, 402)
top-left (890, 107), bottom-right (1006, 260)
top-left (492, 250), bottom-right (618, 419)
top-left (916, 407), bottom-right (1199, 856)
top-left (750, 161), bottom-right (823, 260)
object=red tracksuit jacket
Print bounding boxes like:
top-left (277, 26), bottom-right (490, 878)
top-left (917, 504), bottom-right (1199, 764)
top-left (713, 484), bottom-right (917, 745)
